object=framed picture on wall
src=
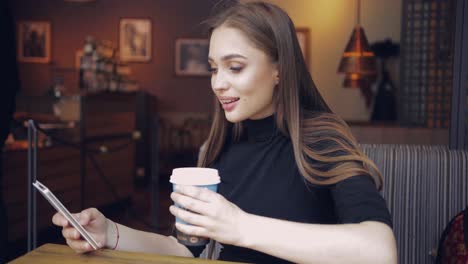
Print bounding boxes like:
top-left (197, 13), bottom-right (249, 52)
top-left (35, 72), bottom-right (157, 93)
top-left (17, 21), bottom-right (51, 63)
top-left (119, 18), bottom-right (151, 62)
top-left (175, 38), bottom-right (210, 76)
top-left (295, 27), bottom-right (310, 68)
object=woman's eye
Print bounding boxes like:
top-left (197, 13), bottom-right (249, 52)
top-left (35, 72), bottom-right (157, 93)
top-left (230, 66), bottom-right (243, 73)
top-left (208, 67), bottom-right (218, 74)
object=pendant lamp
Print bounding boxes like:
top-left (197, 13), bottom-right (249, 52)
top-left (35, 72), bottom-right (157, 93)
top-left (337, 0), bottom-right (377, 107)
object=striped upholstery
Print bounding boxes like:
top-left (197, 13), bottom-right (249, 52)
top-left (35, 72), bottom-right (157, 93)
top-left (361, 144), bottom-right (468, 264)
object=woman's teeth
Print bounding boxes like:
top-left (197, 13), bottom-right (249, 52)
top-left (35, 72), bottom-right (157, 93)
top-left (222, 98), bottom-right (239, 104)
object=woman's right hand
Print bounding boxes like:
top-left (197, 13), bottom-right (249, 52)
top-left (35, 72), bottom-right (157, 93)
top-left (52, 207), bottom-right (109, 253)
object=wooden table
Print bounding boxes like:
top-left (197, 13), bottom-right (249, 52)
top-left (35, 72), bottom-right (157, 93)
top-left (10, 243), bottom-right (244, 263)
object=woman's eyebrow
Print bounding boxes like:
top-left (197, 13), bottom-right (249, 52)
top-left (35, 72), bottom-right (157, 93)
top-left (208, 54), bottom-right (247, 62)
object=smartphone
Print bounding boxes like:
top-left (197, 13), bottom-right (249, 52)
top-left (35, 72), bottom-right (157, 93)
top-left (33, 180), bottom-right (100, 250)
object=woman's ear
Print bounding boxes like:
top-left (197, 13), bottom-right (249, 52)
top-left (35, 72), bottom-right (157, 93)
top-left (273, 65), bottom-right (279, 85)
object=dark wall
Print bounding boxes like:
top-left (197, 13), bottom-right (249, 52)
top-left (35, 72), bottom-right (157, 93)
top-left (9, 0), bottom-right (214, 113)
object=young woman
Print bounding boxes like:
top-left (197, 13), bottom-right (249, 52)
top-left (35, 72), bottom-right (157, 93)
top-left (53, 2), bottom-right (397, 263)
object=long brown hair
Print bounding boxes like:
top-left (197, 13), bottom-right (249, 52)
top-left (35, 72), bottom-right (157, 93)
top-left (198, 1), bottom-right (383, 189)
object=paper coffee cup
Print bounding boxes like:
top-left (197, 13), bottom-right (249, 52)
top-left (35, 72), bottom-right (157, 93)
top-left (170, 167), bottom-right (220, 246)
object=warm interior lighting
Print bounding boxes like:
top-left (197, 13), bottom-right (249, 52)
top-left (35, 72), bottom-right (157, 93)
top-left (337, 25), bottom-right (377, 77)
top-left (349, 73), bottom-right (360, 80)
top-left (337, 0), bottom-right (377, 107)
top-left (342, 51), bottom-right (374, 57)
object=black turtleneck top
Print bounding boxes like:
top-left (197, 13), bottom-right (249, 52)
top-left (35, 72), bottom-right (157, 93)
top-left (187, 115), bottom-right (392, 263)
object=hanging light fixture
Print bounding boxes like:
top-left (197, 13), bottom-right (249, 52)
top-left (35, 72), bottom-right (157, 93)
top-left (337, 0), bottom-right (377, 107)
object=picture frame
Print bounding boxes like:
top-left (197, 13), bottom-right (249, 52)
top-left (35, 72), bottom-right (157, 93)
top-left (17, 21), bottom-right (51, 63)
top-left (119, 18), bottom-right (151, 62)
top-left (295, 27), bottom-right (310, 68)
top-left (175, 38), bottom-right (210, 76)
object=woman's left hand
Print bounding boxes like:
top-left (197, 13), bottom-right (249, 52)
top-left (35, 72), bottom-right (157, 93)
top-left (169, 185), bottom-right (249, 247)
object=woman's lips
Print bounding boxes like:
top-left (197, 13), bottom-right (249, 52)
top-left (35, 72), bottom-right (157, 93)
top-left (221, 99), bottom-right (239, 112)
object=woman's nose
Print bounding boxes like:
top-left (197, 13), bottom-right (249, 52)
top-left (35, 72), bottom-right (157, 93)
top-left (211, 72), bottom-right (229, 91)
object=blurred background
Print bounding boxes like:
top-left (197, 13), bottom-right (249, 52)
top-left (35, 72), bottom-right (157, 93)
top-left (1, 0), bottom-right (467, 263)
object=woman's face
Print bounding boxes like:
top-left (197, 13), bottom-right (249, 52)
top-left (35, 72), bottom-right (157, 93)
top-left (208, 25), bottom-right (278, 123)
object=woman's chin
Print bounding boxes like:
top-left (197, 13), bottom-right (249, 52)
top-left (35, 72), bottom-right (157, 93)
top-left (224, 112), bottom-right (245, 123)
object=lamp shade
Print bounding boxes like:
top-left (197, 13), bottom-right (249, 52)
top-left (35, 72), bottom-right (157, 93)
top-left (337, 26), bottom-right (377, 78)
top-left (343, 73), bottom-right (366, 88)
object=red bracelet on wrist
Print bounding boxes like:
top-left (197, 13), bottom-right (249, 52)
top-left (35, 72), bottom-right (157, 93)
top-left (111, 221), bottom-right (119, 250)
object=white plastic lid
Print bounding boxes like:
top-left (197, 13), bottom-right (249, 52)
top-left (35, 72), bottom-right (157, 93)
top-left (169, 167), bottom-right (220, 185)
